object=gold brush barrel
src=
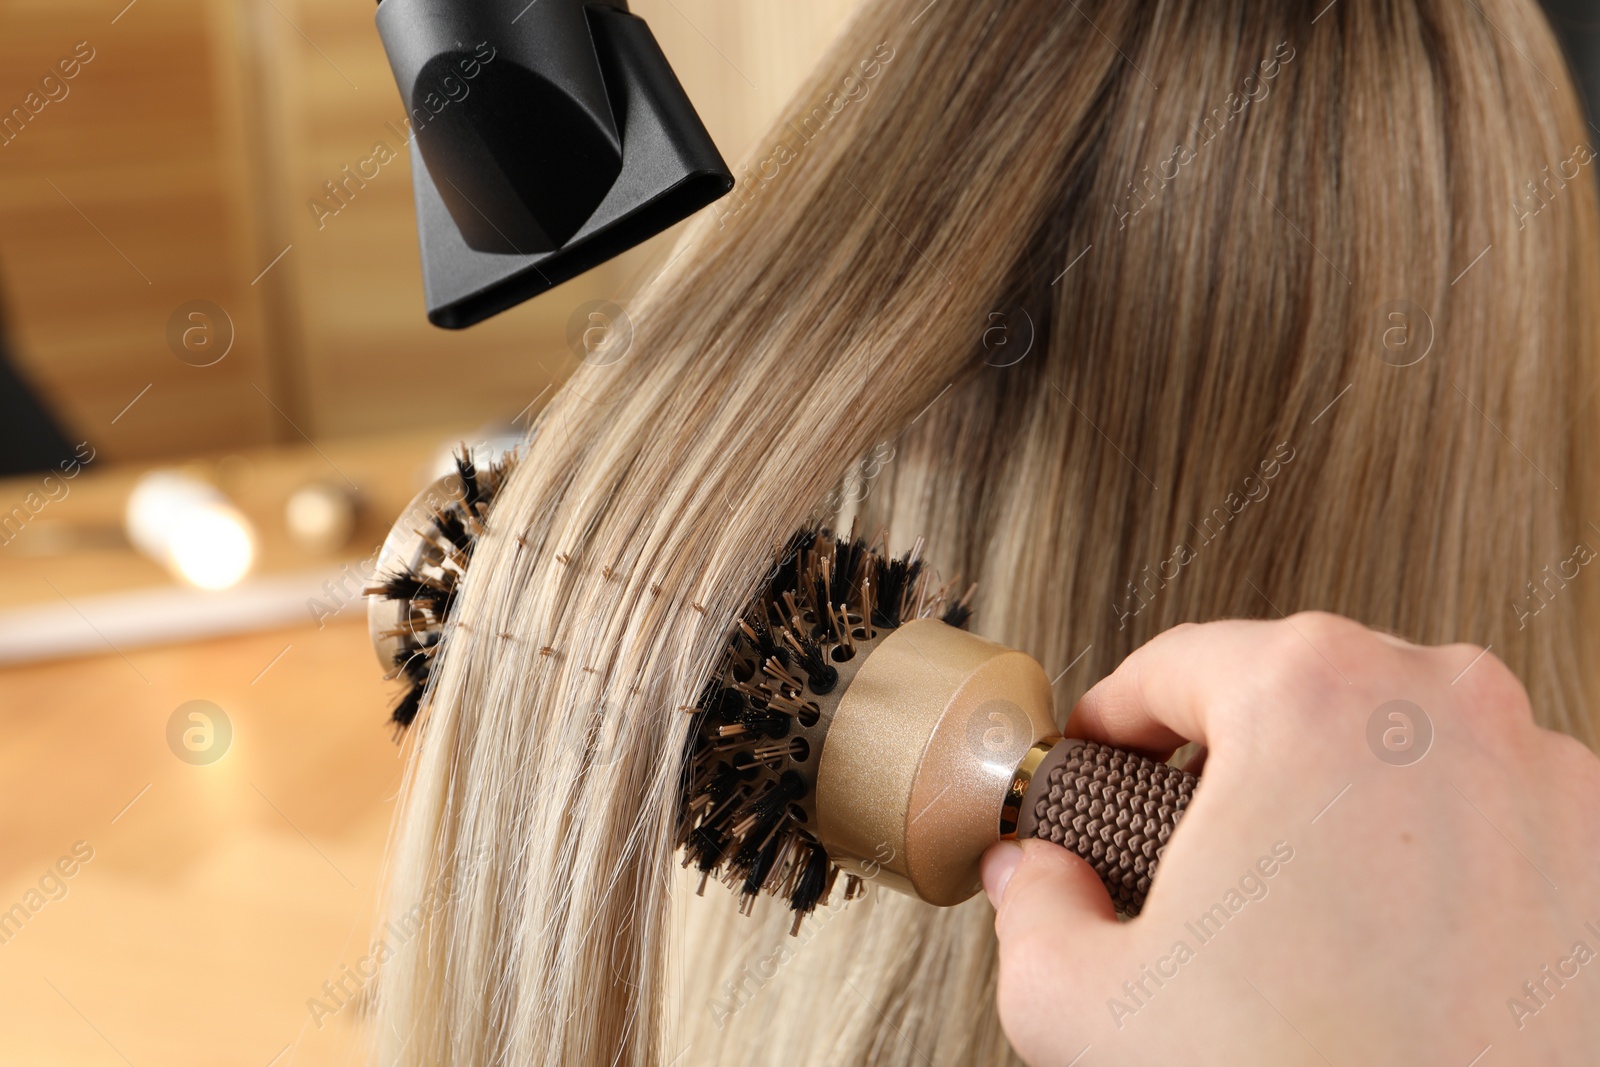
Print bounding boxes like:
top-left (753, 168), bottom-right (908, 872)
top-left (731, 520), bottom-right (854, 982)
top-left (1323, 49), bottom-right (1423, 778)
top-left (814, 620), bottom-right (1196, 913)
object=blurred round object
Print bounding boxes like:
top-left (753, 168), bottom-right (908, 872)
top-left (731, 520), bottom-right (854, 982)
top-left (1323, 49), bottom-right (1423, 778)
top-left (285, 482), bottom-right (357, 555)
top-left (213, 453), bottom-right (257, 494)
top-left (125, 471), bottom-right (257, 590)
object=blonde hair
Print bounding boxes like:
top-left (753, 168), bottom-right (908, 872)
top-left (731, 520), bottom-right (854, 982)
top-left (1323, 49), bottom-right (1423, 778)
top-left (375, 1), bottom-right (1600, 1064)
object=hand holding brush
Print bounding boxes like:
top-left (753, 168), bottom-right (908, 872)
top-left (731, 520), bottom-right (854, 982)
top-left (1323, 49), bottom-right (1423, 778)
top-left (984, 617), bottom-right (1600, 1066)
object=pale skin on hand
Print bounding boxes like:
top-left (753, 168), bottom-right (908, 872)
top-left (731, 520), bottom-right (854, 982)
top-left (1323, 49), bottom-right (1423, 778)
top-left (981, 613), bottom-right (1600, 1067)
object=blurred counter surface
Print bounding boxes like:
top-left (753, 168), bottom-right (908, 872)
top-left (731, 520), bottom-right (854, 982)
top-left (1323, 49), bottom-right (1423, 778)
top-left (0, 427), bottom-right (478, 1066)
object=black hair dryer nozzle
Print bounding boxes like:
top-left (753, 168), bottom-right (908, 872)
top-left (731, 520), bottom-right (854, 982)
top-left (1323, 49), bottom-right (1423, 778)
top-left (375, 0), bottom-right (734, 328)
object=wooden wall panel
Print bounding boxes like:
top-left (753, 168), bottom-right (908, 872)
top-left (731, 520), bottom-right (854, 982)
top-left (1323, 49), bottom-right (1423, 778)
top-left (0, 0), bottom-right (280, 459)
top-left (0, 0), bottom-right (859, 459)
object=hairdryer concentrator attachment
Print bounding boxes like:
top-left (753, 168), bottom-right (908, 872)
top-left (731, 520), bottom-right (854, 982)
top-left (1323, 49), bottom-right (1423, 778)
top-left (375, 0), bottom-right (735, 328)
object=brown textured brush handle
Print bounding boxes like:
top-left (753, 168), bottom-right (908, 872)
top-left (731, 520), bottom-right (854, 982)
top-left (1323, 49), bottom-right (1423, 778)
top-left (1017, 739), bottom-right (1197, 916)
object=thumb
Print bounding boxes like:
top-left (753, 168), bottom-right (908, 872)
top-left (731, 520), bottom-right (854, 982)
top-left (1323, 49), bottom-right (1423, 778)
top-left (985, 839), bottom-right (1119, 941)
top-left (982, 840), bottom-right (1122, 1063)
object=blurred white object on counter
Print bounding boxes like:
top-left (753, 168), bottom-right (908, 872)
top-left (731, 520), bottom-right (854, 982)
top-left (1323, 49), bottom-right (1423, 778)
top-left (125, 471), bottom-right (257, 590)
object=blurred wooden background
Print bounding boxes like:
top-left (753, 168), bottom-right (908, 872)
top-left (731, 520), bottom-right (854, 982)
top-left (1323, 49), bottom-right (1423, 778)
top-left (0, 0), bottom-right (857, 460)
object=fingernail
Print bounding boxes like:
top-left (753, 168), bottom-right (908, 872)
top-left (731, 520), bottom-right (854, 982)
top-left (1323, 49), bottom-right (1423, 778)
top-left (982, 841), bottom-right (1024, 909)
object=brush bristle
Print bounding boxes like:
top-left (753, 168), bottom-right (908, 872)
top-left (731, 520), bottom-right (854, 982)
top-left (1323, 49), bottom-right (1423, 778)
top-left (678, 525), bottom-right (970, 928)
top-left (370, 447), bottom-right (517, 732)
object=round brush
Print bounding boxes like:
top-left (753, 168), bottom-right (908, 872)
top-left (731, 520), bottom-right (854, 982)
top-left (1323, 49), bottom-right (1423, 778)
top-left (679, 529), bottom-right (1196, 932)
top-left (366, 473), bottom-right (1196, 930)
top-left (366, 450), bottom-right (516, 729)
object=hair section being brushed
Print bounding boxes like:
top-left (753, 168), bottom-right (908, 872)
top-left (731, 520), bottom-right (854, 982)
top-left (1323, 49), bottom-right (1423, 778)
top-left (376, 1), bottom-right (1600, 1064)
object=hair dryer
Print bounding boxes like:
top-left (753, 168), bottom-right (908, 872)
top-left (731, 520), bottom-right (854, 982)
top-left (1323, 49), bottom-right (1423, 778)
top-left (374, 0), bottom-right (734, 328)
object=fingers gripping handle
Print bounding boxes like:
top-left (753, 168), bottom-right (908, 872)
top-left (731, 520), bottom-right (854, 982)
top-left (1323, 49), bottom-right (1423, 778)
top-left (1015, 739), bottom-right (1197, 915)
